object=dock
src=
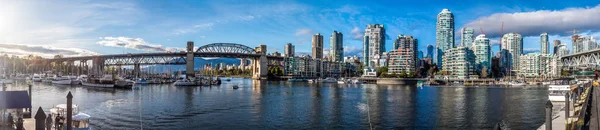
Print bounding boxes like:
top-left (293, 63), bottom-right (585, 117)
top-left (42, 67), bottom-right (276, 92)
top-left (537, 81), bottom-right (600, 130)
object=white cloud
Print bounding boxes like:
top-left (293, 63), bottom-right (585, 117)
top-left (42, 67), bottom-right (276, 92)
top-left (351, 27), bottom-right (364, 40)
top-left (295, 28), bottom-right (314, 36)
top-left (523, 48), bottom-right (540, 54)
top-left (97, 37), bottom-right (182, 52)
top-left (344, 46), bottom-right (362, 56)
top-left (0, 43), bottom-right (98, 58)
top-left (175, 23), bottom-right (214, 35)
top-left (490, 39), bottom-right (501, 46)
top-left (464, 5), bottom-right (600, 37)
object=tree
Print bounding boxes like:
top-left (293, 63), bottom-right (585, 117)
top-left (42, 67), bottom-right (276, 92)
top-left (561, 70), bottom-right (569, 76)
top-left (481, 66), bottom-right (488, 78)
top-left (376, 66), bottom-right (389, 77)
top-left (399, 70), bottom-right (407, 78)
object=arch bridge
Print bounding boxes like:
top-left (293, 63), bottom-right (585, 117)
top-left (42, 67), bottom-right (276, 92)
top-left (45, 42), bottom-right (283, 80)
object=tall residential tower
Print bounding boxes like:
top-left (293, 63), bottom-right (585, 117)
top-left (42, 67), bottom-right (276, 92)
top-left (436, 9), bottom-right (454, 68)
top-left (540, 32), bottom-right (548, 54)
top-left (363, 24), bottom-right (386, 67)
top-left (312, 33), bottom-right (324, 59)
top-left (284, 43), bottom-right (294, 57)
top-left (460, 27), bottom-right (475, 48)
top-left (501, 33), bottom-right (523, 72)
top-left (330, 31), bottom-right (344, 62)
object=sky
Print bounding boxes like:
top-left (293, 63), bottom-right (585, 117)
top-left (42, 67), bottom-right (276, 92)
top-left (1, 0), bottom-right (600, 58)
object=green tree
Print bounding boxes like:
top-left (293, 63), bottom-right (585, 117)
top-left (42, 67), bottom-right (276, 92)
top-left (376, 66), bottom-right (389, 77)
top-left (480, 66), bottom-right (488, 78)
top-left (399, 70), bottom-right (407, 78)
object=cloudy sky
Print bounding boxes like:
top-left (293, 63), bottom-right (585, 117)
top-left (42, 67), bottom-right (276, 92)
top-left (1, 0), bottom-right (599, 58)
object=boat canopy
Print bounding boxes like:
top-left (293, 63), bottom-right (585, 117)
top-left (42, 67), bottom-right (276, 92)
top-left (72, 113), bottom-right (91, 121)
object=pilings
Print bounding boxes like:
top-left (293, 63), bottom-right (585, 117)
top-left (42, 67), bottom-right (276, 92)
top-left (34, 107), bottom-right (46, 130)
top-left (66, 92), bottom-right (73, 130)
top-left (545, 100), bottom-right (553, 130)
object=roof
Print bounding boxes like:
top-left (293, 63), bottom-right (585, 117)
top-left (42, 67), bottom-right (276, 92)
top-left (0, 91), bottom-right (32, 109)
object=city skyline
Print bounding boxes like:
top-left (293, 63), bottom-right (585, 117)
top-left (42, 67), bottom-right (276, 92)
top-left (0, 0), bottom-right (600, 58)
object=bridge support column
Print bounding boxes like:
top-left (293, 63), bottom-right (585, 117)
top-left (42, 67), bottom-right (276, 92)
top-left (252, 55), bottom-right (268, 80)
top-left (134, 64), bottom-right (140, 78)
top-left (186, 41), bottom-right (195, 78)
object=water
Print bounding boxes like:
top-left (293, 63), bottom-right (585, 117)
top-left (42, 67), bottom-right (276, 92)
top-left (5, 78), bottom-right (548, 129)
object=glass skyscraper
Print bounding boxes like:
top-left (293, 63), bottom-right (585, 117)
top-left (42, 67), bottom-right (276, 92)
top-left (330, 30), bottom-right (343, 62)
top-left (426, 45), bottom-right (434, 58)
top-left (540, 32), bottom-right (548, 54)
top-left (473, 34), bottom-right (490, 70)
top-left (501, 33), bottom-right (523, 73)
top-left (312, 33), bottom-right (323, 59)
top-left (363, 24), bottom-right (386, 67)
top-left (436, 9), bottom-right (454, 68)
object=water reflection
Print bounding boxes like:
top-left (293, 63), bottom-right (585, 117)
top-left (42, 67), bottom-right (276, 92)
top-left (5, 79), bottom-right (546, 129)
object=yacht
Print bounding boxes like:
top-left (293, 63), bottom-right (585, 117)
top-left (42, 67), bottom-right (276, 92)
top-left (50, 104), bottom-right (91, 130)
top-left (82, 75), bottom-right (115, 88)
top-left (548, 84), bottom-right (571, 102)
top-left (337, 78), bottom-right (347, 84)
top-left (42, 76), bottom-right (53, 83)
top-left (32, 74), bottom-right (42, 82)
top-left (52, 75), bottom-right (73, 85)
top-left (509, 82), bottom-right (526, 86)
top-left (69, 76), bottom-right (81, 85)
top-left (307, 79), bottom-right (315, 83)
top-left (174, 78), bottom-right (199, 86)
top-left (351, 79), bottom-right (361, 84)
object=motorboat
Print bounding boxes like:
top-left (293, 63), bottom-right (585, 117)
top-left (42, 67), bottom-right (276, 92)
top-left (82, 75), bottom-right (115, 88)
top-left (307, 79), bottom-right (315, 83)
top-left (351, 79), bottom-right (361, 84)
top-left (50, 104), bottom-right (90, 130)
top-left (174, 77), bottom-right (200, 86)
top-left (337, 78), bottom-right (347, 84)
top-left (69, 76), bottom-right (80, 85)
top-left (42, 77), bottom-right (53, 83)
top-left (548, 85), bottom-right (571, 102)
top-left (32, 74), bottom-right (42, 82)
top-left (509, 82), bottom-right (526, 86)
top-left (233, 85), bottom-right (239, 89)
top-left (52, 75), bottom-right (73, 85)
top-left (115, 77), bottom-right (135, 88)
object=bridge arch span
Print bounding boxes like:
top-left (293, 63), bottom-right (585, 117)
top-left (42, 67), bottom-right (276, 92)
top-left (195, 43), bottom-right (255, 54)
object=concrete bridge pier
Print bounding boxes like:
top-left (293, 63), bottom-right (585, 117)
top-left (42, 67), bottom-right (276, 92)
top-left (252, 55), bottom-right (267, 80)
top-left (186, 41), bottom-right (195, 78)
top-left (134, 64), bottom-right (140, 78)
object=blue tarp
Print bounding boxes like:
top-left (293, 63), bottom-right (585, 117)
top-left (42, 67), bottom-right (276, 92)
top-left (0, 91), bottom-right (32, 109)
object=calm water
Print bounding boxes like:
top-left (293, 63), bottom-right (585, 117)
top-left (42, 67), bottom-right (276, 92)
top-left (5, 78), bottom-right (548, 129)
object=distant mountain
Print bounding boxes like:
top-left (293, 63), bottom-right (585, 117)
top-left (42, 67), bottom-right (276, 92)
top-left (142, 58), bottom-right (241, 72)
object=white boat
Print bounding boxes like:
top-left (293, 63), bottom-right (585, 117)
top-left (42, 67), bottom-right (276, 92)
top-left (52, 75), bottom-right (73, 85)
top-left (115, 77), bottom-right (135, 88)
top-left (548, 85), bottom-right (571, 102)
top-left (321, 78), bottom-right (337, 83)
top-left (174, 78), bottom-right (199, 86)
top-left (337, 79), bottom-right (346, 84)
top-left (32, 74), bottom-right (42, 82)
top-left (351, 79), bottom-right (361, 84)
top-left (307, 79), bottom-right (315, 83)
top-left (82, 75), bottom-right (115, 88)
top-left (509, 82), bottom-right (526, 86)
top-left (50, 104), bottom-right (90, 130)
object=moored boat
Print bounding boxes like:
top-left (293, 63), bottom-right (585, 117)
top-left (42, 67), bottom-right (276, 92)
top-left (115, 77), bottom-right (135, 88)
top-left (52, 75), bottom-right (73, 85)
top-left (548, 85), bottom-right (570, 102)
top-left (32, 74), bottom-right (42, 82)
top-left (82, 75), bottom-right (115, 88)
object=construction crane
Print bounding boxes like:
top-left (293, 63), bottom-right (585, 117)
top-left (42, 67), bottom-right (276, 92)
top-left (480, 28), bottom-right (485, 35)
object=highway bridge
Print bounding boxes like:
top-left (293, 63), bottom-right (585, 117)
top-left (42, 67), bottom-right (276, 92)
top-left (561, 48), bottom-right (600, 69)
top-left (45, 42), bottom-right (284, 79)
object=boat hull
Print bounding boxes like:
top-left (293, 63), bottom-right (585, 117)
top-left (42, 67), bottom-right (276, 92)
top-left (549, 96), bottom-right (566, 102)
top-left (174, 82), bottom-right (199, 86)
top-left (82, 82), bottom-right (114, 88)
top-left (52, 80), bottom-right (73, 85)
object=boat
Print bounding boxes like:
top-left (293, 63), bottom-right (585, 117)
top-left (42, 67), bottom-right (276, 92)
top-left (115, 77), bottom-right (135, 88)
top-left (307, 79), bottom-right (315, 83)
top-left (351, 79), bottom-right (361, 84)
top-left (337, 78), bottom-right (347, 84)
top-left (32, 74), bottom-right (42, 82)
top-left (52, 75), bottom-right (73, 85)
top-left (548, 84), bottom-right (571, 102)
top-left (174, 77), bottom-right (200, 86)
top-left (233, 85), bottom-right (239, 89)
top-left (135, 78), bottom-right (150, 84)
top-left (42, 76), bottom-right (53, 83)
top-left (225, 78), bottom-right (231, 82)
top-left (287, 78), bottom-right (307, 82)
top-left (82, 75), bottom-right (115, 88)
top-left (417, 80), bottom-right (424, 87)
top-left (321, 78), bottom-right (337, 83)
top-left (509, 82), bottom-right (526, 86)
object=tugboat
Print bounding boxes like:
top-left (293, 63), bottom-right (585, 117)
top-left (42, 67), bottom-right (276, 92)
top-left (82, 75), bottom-right (115, 88)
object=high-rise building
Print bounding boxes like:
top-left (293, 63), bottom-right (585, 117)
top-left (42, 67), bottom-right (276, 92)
top-left (284, 43), bottom-right (294, 57)
top-left (553, 40), bottom-right (561, 54)
top-left (501, 32), bottom-right (523, 72)
top-left (572, 35), bottom-right (597, 53)
top-left (442, 46), bottom-right (475, 79)
top-left (540, 32), bottom-right (549, 54)
top-left (312, 33), bottom-right (324, 59)
top-left (519, 53), bottom-right (541, 77)
top-left (363, 24), bottom-right (386, 67)
top-left (330, 31), bottom-right (344, 62)
top-left (460, 27), bottom-right (475, 48)
top-left (473, 34), bottom-right (491, 70)
top-left (426, 45), bottom-right (434, 58)
top-left (436, 9), bottom-right (454, 68)
top-left (556, 44), bottom-right (569, 56)
top-left (418, 51), bottom-right (423, 59)
top-left (388, 35), bottom-right (419, 74)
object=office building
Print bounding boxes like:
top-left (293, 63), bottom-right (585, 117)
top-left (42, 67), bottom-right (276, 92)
top-left (572, 35), bottom-right (597, 53)
top-left (312, 33), bottom-right (324, 59)
top-left (460, 27), bottom-right (475, 47)
top-left (540, 32), bottom-right (548, 54)
top-left (436, 9), bottom-right (455, 68)
top-left (284, 43), bottom-right (294, 57)
top-left (330, 31), bottom-right (344, 62)
top-left (426, 45), bottom-right (434, 58)
top-left (553, 40), bottom-right (561, 55)
top-left (472, 34), bottom-right (491, 70)
top-left (363, 24), bottom-right (386, 67)
top-left (501, 32), bottom-right (523, 72)
top-left (442, 46), bottom-right (475, 79)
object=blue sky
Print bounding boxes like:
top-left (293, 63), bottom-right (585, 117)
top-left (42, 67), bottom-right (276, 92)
top-left (1, 0), bottom-right (600, 58)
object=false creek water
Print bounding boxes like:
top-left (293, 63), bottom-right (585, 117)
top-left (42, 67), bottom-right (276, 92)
top-left (5, 78), bottom-right (548, 129)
